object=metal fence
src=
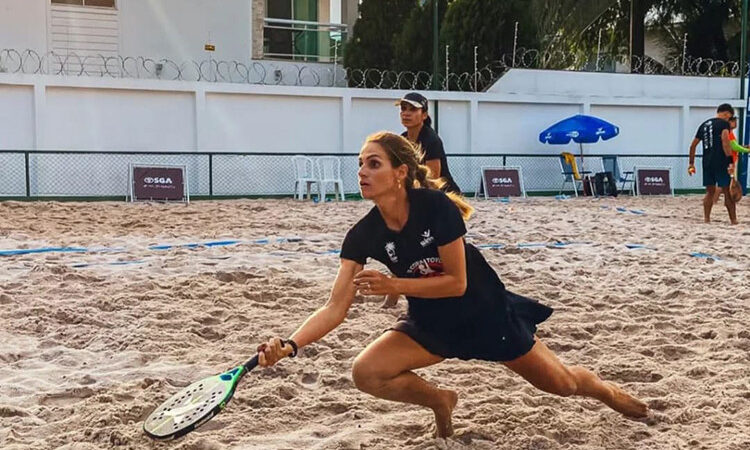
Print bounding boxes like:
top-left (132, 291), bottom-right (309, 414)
top-left (1, 47), bottom-right (744, 91)
top-left (0, 150), bottom-right (707, 199)
top-left (263, 18), bottom-right (347, 63)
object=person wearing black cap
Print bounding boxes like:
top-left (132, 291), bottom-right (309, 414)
top-left (397, 92), bottom-right (461, 194)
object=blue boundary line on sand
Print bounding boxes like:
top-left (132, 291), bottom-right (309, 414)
top-left (0, 237), bottom-right (304, 257)
top-left (1, 237), bottom-right (724, 268)
top-left (0, 246), bottom-right (90, 256)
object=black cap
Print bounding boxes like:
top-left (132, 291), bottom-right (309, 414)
top-left (395, 92), bottom-right (428, 111)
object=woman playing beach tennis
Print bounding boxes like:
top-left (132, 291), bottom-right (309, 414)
top-left (257, 132), bottom-right (648, 437)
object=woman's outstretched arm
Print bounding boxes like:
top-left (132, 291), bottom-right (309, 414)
top-left (258, 258), bottom-right (362, 366)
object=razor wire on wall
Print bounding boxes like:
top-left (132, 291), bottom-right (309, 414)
top-left (0, 48), bottom-right (744, 91)
top-left (0, 150), bottom-right (706, 199)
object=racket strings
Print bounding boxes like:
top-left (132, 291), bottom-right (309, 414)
top-left (145, 380), bottom-right (228, 435)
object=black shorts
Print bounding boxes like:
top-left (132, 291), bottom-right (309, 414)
top-left (703, 165), bottom-right (731, 188)
top-left (390, 290), bottom-right (553, 362)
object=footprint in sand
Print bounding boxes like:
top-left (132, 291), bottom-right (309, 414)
top-left (190, 326), bottom-right (226, 341)
top-left (0, 405), bottom-right (29, 417)
top-left (658, 344), bottom-right (695, 361)
top-left (79, 374), bottom-right (96, 385)
top-left (301, 371), bottom-right (319, 385)
top-left (39, 387), bottom-right (95, 406)
top-left (215, 271), bottom-right (263, 284)
top-left (278, 385), bottom-right (297, 400)
top-left (603, 368), bottom-right (664, 383)
top-left (193, 315), bottom-right (222, 326)
top-left (0, 352), bottom-right (23, 363)
top-left (193, 419), bottom-right (227, 434)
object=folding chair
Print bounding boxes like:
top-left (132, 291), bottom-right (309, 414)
top-left (316, 156), bottom-right (345, 201)
top-left (292, 155), bottom-right (318, 200)
top-left (559, 153), bottom-right (593, 197)
top-left (601, 155), bottom-right (634, 195)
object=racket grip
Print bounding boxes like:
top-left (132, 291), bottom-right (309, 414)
top-left (255, 339), bottom-right (298, 358)
top-left (245, 353), bottom-right (260, 370)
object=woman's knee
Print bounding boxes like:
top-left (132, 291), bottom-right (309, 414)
top-left (546, 369), bottom-right (578, 397)
top-left (351, 353), bottom-right (387, 393)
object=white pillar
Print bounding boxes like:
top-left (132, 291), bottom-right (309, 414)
top-left (195, 87), bottom-right (206, 150)
top-left (469, 98), bottom-right (479, 153)
top-left (341, 94), bottom-right (352, 152)
top-left (33, 82), bottom-right (46, 150)
top-left (680, 105), bottom-right (690, 154)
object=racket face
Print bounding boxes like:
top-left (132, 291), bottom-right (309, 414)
top-left (143, 365), bottom-right (245, 440)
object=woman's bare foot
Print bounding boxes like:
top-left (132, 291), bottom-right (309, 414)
top-left (604, 382), bottom-right (649, 418)
top-left (432, 389), bottom-right (458, 438)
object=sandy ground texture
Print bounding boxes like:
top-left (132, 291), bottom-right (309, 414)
top-left (0, 195), bottom-right (749, 450)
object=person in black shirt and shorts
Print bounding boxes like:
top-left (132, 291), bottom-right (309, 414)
top-left (689, 103), bottom-right (738, 224)
top-left (256, 132), bottom-right (648, 438)
top-left (397, 92), bottom-right (461, 194)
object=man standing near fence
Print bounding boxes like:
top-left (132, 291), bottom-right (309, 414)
top-left (688, 103), bottom-right (738, 225)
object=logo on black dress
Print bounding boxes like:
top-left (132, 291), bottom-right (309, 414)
top-left (385, 242), bottom-right (398, 263)
top-left (407, 257), bottom-right (443, 277)
top-left (420, 229), bottom-right (434, 247)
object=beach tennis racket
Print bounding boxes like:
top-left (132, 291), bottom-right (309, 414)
top-left (143, 339), bottom-right (297, 440)
top-left (730, 177), bottom-right (742, 203)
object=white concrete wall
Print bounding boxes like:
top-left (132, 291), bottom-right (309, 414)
top-left (45, 86), bottom-right (196, 150)
top-left (477, 102), bottom-right (582, 154)
top-left (0, 84), bottom-right (35, 149)
top-left (589, 105), bottom-right (681, 155)
top-left (204, 93), bottom-right (341, 151)
top-left (119, 0), bottom-right (251, 63)
top-left (0, 69), bottom-right (745, 196)
top-left (494, 69), bottom-right (741, 100)
top-left (0, 0), bottom-right (252, 62)
top-left (0, 0), bottom-right (48, 52)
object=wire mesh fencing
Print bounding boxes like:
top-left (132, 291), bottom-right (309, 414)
top-left (0, 150), bottom-right (710, 199)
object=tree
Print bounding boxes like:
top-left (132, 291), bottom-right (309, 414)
top-left (576, 0), bottom-right (631, 69)
top-left (392, 0), bottom-right (449, 72)
top-left (530, 0), bottom-right (620, 53)
top-left (545, 0), bottom-right (744, 73)
top-left (343, 0), bottom-right (417, 70)
top-left (651, 0), bottom-right (740, 61)
top-left (440, 0), bottom-right (539, 76)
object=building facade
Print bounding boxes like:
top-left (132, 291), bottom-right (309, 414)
top-left (0, 0), bottom-right (357, 83)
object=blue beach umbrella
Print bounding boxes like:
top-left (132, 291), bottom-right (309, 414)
top-left (539, 114), bottom-right (620, 165)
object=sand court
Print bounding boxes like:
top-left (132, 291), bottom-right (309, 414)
top-left (1, 195), bottom-right (749, 449)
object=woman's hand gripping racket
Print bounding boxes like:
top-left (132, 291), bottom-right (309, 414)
top-left (143, 338), bottom-right (298, 440)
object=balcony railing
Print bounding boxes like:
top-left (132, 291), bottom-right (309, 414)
top-left (263, 18), bottom-right (347, 63)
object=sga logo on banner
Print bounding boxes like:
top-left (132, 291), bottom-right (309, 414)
top-left (129, 164), bottom-right (189, 203)
top-left (635, 167), bottom-right (673, 196)
top-left (476, 167), bottom-right (526, 198)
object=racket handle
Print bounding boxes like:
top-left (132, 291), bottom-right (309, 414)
top-left (247, 339), bottom-right (298, 370)
top-left (244, 354), bottom-right (260, 370)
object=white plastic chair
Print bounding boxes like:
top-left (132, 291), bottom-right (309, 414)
top-left (316, 156), bottom-right (345, 201)
top-left (292, 155), bottom-right (318, 200)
